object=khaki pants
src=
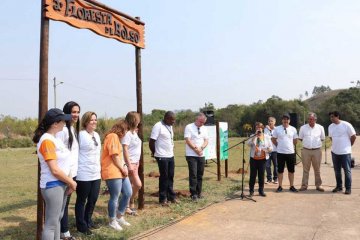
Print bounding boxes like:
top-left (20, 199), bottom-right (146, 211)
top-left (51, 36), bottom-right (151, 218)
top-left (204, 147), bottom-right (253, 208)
top-left (301, 148), bottom-right (322, 188)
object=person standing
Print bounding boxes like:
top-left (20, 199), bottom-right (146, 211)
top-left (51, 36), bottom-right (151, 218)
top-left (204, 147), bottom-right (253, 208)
top-left (298, 112), bottom-right (325, 192)
top-left (75, 112), bottom-right (101, 235)
top-left (272, 113), bottom-right (298, 193)
top-left (264, 117), bottom-right (278, 184)
top-left (122, 111), bottom-right (142, 214)
top-left (184, 113), bottom-right (209, 201)
top-left (247, 122), bottom-right (272, 197)
top-left (56, 101), bottom-right (80, 240)
top-left (102, 120), bottom-right (132, 231)
top-left (33, 108), bottom-right (77, 240)
top-left (149, 111), bottom-right (177, 206)
top-left (328, 111), bottom-right (357, 195)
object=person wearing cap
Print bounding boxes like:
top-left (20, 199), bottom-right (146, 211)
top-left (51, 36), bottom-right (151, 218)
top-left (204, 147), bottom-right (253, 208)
top-left (184, 112), bottom-right (209, 201)
top-left (328, 111), bottom-right (356, 195)
top-left (33, 108), bottom-right (77, 240)
top-left (75, 112), bottom-right (101, 235)
top-left (56, 101), bottom-right (81, 240)
top-left (271, 113), bottom-right (299, 193)
top-left (298, 112), bottom-right (325, 192)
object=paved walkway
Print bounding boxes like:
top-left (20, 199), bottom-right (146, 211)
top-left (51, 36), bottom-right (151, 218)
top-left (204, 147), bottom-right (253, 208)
top-left (134, 140), bottom-right (360, 240)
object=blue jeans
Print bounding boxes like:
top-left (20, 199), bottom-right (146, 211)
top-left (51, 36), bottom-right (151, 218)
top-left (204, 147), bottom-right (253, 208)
top-left (266, 151), bottom-right (278, 181)
top-left (331, 152), bottom-right (352, 190)
top-left (106, 178), bottom-right (132, 218)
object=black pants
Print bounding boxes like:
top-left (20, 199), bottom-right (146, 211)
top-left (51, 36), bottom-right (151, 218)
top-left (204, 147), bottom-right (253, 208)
top-left (75, 179), bottom-right (101, 232)
top-left (61, 177), bottom-right (76, 233)
top-left (249, 158), bottom-right (266, 193)
top-left (186, 156), bottom-right (205, 197)
top-left (156, 157), bottom-right (176, 203)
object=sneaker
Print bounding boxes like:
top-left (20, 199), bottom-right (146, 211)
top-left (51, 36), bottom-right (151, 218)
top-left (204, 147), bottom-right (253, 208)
top-left (109, 219), bottom-right (123, 231)
top-left (117, 216), bottom-right (131, 226)
top-left (273, 180), bottom-right (278, 184)
top-left (345, 189), bottom-right (351, 195)
top-left (160, 201), bottom-right (169, 207)
top-left (316, 186), bottom-right (325, 192)
top-left (249, 191), bottom-right (254, 197)
top-left (276, 186), bottom-right (283, 193)
top-left (265, 180), bottom-right (271, 184)
top-left (289, 186), bottom-right (298, 192)
top-left (332, 187), bottom-right (343, 193)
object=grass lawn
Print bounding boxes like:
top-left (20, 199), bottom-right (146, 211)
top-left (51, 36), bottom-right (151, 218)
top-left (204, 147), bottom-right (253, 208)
top-left (0, 137), bottom-right (313, 239)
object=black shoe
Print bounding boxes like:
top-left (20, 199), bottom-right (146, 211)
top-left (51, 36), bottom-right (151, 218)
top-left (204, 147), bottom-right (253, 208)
top-left (276, 186), bottom-right (283, 193)
top-left (332, 187), bottom-right (343, 193)
top-left (259, 192), bottom-right (266, 197)
top-left (289, 186), bottom-right (298, 192)
top-left (345, 189), bottom-right (351, 195)
top-left (191, 195), bottom-right (198, 202)
top-left (89, 223), bottom-right (101, 230)
top-left (79, 229), bottom-right (92, 236)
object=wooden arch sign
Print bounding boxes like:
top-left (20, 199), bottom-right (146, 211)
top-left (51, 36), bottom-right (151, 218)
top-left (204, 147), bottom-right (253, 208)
top-left (38, 0), bottom-right (145, 239)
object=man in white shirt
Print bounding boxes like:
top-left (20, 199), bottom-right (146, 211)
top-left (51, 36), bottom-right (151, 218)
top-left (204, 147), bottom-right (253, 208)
top-left (272, 113), bottom-right (298, 193)
top-left (328, 111), bottom-right (356, 195)
top-left (149, 111), bottom-right (177, 205)
top-left (264, 117), bottom-right (278, 184)
top-left (184, 113), bottom-right (209, 201)
top-left (298, 112), bottom-right (325, 192)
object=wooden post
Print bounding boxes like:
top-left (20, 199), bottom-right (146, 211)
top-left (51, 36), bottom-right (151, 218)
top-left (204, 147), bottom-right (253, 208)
top-left (37, 1), bottom-right (49, 239)
top-left (135, 17), bottom-right (145, 210)
top-left (216, 122), bottom-right (221, 181)
top-left (225, 159), bottom-right (228, 178)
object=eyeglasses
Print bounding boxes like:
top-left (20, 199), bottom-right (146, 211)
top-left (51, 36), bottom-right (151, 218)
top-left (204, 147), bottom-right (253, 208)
top-left (197, 127), bottom-right (201, 135)
top-left (92, 136), bottom-right (99, 146)
top-left (284, 128), bottom-right (287, 134)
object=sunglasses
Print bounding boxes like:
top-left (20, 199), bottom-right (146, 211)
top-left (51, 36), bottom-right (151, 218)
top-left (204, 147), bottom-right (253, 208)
top-left (284, 128), bottom-right (287, 134)
top-left (92, 136), bottom-right (99, 146)
top-left (197, 127), bottom-right (201, 135)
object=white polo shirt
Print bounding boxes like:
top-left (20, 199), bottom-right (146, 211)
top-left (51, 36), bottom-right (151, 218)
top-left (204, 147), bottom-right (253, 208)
top-left (77, 130), bottom-right (101, 181)
top-left (121, 131), bottom-right (142, 163)
top-left (184, 123), bottom-right (209, 157)
top-left (264, 127), bottom-right (277, 152)
top-left (272, 125), bottom-right (298, 154)
top-left (329, 120), bottom-right (356, 155)
top-left (56, 126), bottom-right (79, 178)
top-left (299, 123), bottom-right (325, 149)
top-left (150, 121), bottom-right (174, 158)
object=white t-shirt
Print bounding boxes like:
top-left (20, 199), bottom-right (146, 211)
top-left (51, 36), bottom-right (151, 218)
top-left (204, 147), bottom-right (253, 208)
top-left (56, 126), bottom-right (79, 178)
top-left (121, 131), bottom-right (142, 163)
top-left (264, 127), bottom-right (277, 152)
top-left (150, 121), bottom-right (174, 158)
top-left (272, 125), bottom-right (298, 154)
top-left (37, 133), bottom-right (71, 189)
top-left (77, 130), bottom-right (101, 181)
top-left (299, 123), bottom-right (325, 149)
top-left (184, 123), bottom-right (209, 157)
top-left (328, 121), bottom-right (356, 155)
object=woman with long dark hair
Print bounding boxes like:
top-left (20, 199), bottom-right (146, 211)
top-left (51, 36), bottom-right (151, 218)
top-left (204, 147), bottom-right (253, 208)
top-left (75, 111), bottom-right (101, 235)
top-left (33, 108), bottom-right (77, 240)
top-left (56, 101), bottom-right (80, 240)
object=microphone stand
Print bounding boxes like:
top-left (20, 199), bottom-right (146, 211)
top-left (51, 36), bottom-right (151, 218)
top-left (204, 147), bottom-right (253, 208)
top-left (224, 135), bottom-right (257, 202)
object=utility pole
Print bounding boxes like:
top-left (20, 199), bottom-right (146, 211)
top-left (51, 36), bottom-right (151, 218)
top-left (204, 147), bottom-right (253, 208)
top-left (53, 77), bottom-right (63, 108)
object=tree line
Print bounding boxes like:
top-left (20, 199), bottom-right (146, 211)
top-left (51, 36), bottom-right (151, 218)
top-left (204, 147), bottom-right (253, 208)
top-left (1, 87), bottom-right (359, 148)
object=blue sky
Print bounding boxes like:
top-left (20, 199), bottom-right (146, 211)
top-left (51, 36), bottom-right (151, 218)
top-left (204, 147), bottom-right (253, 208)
top-left (1, 0), bottom-right (359, 118)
